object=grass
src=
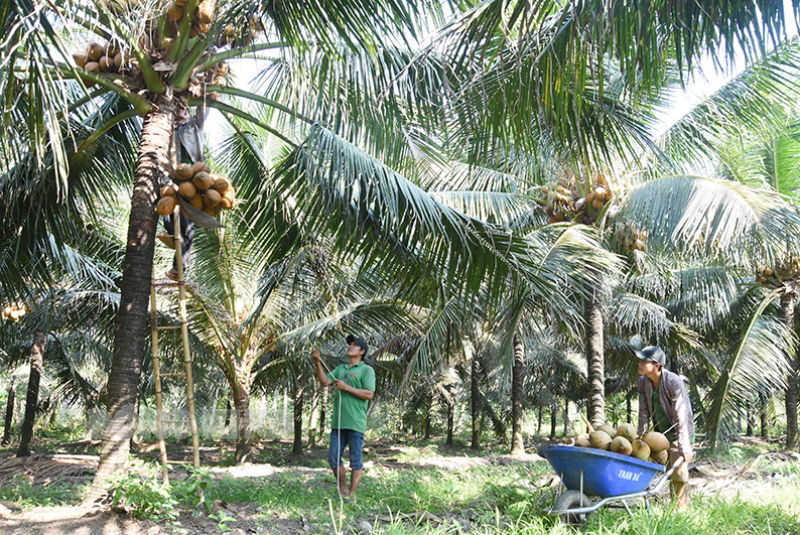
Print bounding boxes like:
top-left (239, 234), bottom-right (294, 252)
top-left (0, 475), bottom-right (88, 508)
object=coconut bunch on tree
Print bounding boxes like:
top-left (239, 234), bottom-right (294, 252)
top-left (72, 40), bottom-right (128, 85)
top-left (1, 302), bottom-right (27, 321)
top-left (573, 421), bottom-right (671, 465)
top-left (755, 256), bottom-right (800, 285)
top-left (542, 173), bottom-right (624, 226)
top-left (156, 161), bottom-right (234, 219)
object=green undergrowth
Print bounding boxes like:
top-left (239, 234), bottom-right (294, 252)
top-left (0, 474), bottom-right (88, 508)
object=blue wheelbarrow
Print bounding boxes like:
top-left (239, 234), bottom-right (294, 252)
top-left (538, 445), bottom-right (683, 525)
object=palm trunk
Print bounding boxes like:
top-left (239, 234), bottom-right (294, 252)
top-left (536, 407), bottom-right (543, 435)
top-left (549, 404), bottom-right (556, 440)
top-left (511, 333), bottom-right (525, 454)
top-left (445, 385), bottom-right (454, 446)
top-left (17, 332), bottom-right (46, 457)
top-left (423, 411), bottom-right (431, 440)
top-left (2, 379), bottom-right (16, 446)
top-left (562, 398), bottom-right (570, 437)
top-left (308, 381), bottom-right (319, 447)
top-left (626, 391), bottom-right (633, 424)
top-left (319, 386), bottom-right (327, 443)
top-left (585, 288), bottom-right (605, 427)
top-left (783, 293), bottom-right (798, 449)
top-left (470, 356), bottom-right (481, 449)
top-left (292, 374), bottom-right (304, 455)
top-left (223, 396), bottom-right (232, 436)
top-left (89, 100), bottom-right (174, 501)
top-left (233, 386), bottom-right (251, 464)
top-left (759, 392), bottom-right (770, 440)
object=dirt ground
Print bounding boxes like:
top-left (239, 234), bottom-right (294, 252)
top-left (0, 437), bottom-right (797, 535)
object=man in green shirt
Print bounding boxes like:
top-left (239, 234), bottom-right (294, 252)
top-left (312, 335), bottom-right (375, 498)
top-left (636, 346), bottom-right (695, 509)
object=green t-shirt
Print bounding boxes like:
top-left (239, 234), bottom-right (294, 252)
top-left (327, 361), bottom-right (375, 433)
top-left (652, 385), bottom-right (671, 434)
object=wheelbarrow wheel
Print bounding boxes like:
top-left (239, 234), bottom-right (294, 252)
top-left (553, 490), bottom-right (592, 525)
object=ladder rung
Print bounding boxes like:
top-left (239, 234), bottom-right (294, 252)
top-left (162, 419), bottom-right (190, 423)
top-left (160, 373), bottom-right (187, 378)
top-left (157, 325), bottom-right (181, 330)
top-left (152, 281), bottom-right (186, 287)
top-left (166, 460), bottom-right (192, 465)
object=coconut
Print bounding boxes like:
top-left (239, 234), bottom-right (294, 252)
top-left (588, 430), bottom-right (612, 449)
top-left (597, 424), bottom-right (616, 437)
top-left (594, 187), bottom-right (606, 198)
top-left (156, 196), bottom-right (177, 216)
top-left (574, 198), bottom-right (585, 211)
top-left (610, 436), bottom-right (633, 456)
top-left (203, 189), bottom-right (221, 207)
top-left (84, 61), bottom-right (100, 74)
top-left (642, 431), bottom-right (669, 453)
top-left (175, 163), bottom-right (194, 181)
top-left (212, 177), bottom-right (231, 193)
top-left (213, 76), bottom-right (227, 87)
top-left (543, 205), bottom-right (554, 216)
top-left (634, 239), bottom-right (646, 251)
top-left (114, 52), bottom-right (124, 68)
top-left (219, 196), bottom-right (233, 210)
top-left (615, 423), bottom-right (637, 442)
top-left (99, 56), bottom-right (114, 71)
top-left (178, 181), bottom-right (197, 199)
top-left (631, 439), bottom-right (650, 461)
top-left (189, 194), bottom-right (204, 210)
top-left (86, 41), bottom-right (104, 61)
top-left (575, 437), bottom-right (591, 448)
top-left (216, 62), bottom-right (228, 76)
top-left (650, 449), bottom-right (669, 465)
top-left (165, 2), bottom-right (184, 21)
top-left (195, 0), bottom-right (216, 24)
top-left (191, 161), bottom-right (210, 175)
top-left (592, 198), bottom-right (604, 210)
top-left (160, 185), bottom-right (176, 198)
top-left (192, 171), bottom-right (214, 191)
top-left (604, 189), bottom-right (613, 201)
top-left (554, 211), bottom-right (566, 222)
top-left (547, 216), bottom-right (558, 225)
top-left (72, 52), bottom-right (88, 68)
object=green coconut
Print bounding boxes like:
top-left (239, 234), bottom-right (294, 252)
top-left (588, 430), bottom-right (612, 449)
top-left (615, 423), bottom-right (637, 442)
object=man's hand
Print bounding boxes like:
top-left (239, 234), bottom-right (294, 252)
top-left (333, 379), bottom-right (349, 392)
top-left (311, 349), bottom-right (321, 361)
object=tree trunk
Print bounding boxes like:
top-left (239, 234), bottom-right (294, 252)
top-left (626, 391), bottom-right (632, 424)
top-left (423, 410), bottom-right (431, 440)
top-left (585, 288), bottom-right (605, 427)
top-left (282, 388), bottom-right (288, 435)
top-left (88, 100), bottom-right (174, 501)
top-left (746, 400), bottom-right (754, 437)
top-left (537, 407), bottom-right (543, 436)
top-left (292, 374), bottom-right (304, 455)
top-left (223, 396), bottom-right (232, 436)
top-left (17, 332), bottom-right (46, 457)
top-left (563, 398), bottom-right (570, 437)
top-left (471, 356), bottom-right (481, 450)
top-left (445, 384), bottom-right (454, 446)
top-left (549, 404), bottom-right (557, 440)
top-left (783, 293), bottom-right (798, 450)
top-left (319, 386), bottom-right (327, 443)
top-left (308, 381), bottom-right (319, 447)
top-left (759, 392), bottom-right (770, 440)
top-left (233, 386), bottom-right (251, 464)
top-left (2, 379), bottom-right (16, 446)
top-left (511, 333), bottom-right (525, 454)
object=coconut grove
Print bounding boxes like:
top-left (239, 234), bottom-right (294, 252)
top-left (2, 0), bottom-right (800, 533)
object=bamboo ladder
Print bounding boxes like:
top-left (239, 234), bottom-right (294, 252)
top-left (150, 206), bottom-right (200, 486)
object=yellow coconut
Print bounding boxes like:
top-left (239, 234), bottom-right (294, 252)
top-left (156, 196), bottom-right (177, 216)
top-left (216, 62), bottom-right (228, 76)
top-left (610, 436), bottom-right (633, 456)
top-left (597, 424), bottom-right (616, 438)
top-left (114, 52), bottom-right (124, 68)
top-left (631, 439), bottom-right (651, 461)
top-left (589, 430), bottom-right (612, 449)
top-left (195, 0), bottom-right (216, 24)
top-left (594, 187), bottom-right (606, 198)
top-left (191, 161), bottom-right (210, 176)
top-left (575, 437), bottom-right (591, 448)
top-left (165, 2), bottom-right (184, 21)
top-left (650, 449), bottom-right (669, 465)
top-left (86, 41), bottom-right (104, 61)
top-left (99, 56), bottom-right (115, 71)
top-left (219, 196), bottom-right (233, 210)
top-left (615, 423), bottom-right (637, 442)
top-left (160, 185), bottom-right (176, 198)
top-left (642, 431), bottom-right (670, 453)
top-left (189, 194), bottom-right (204, 210)
top-left (192, 171), bottom-right (214, 191)
top-left (175, 163), bottom-right (194, 181)
top-left (84, 61), bottom-right (100, 73)
top-left (203, 189), bottom-right (221, 207)
top-left (72, 52), bottom-right (88, 68)
top-left (592, 198), bottom-right (604, 210)
top-left (212, 176), bottom-right (231, 193)
top-left (178, 181), bottom-right (197, 200)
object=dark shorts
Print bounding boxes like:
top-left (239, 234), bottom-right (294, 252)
top-left (329, 429), bottom-right (364, 471)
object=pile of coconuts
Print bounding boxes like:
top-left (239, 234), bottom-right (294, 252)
top-left (541, 174), bottom-right (622, 226)
top-left (156, 161), bottom-right (235, 219)
top-left (574, 422), bottom-right (671, 465)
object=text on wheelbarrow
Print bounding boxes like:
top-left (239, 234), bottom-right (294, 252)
top-left (617, 470), bottom-right (641, 481)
